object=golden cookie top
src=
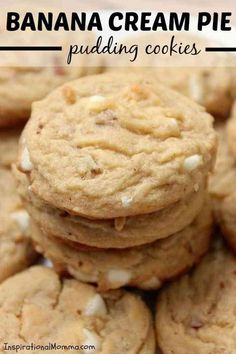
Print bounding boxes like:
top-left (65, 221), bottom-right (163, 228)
top-left (19, 71), bottom-right (217, 218)
top-left (0, 266), bottom-right (154, 352)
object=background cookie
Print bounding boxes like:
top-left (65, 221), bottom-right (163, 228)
top-left (19, 71), bottom-right (217, 219)
top-left (226, 101), bottom-right (236, 158)
top-left (0, 127), bottom-right (21, 167)
top-left (156, 239), bottom-right (236, 354)
top-left (31, 199), bottom-right (212, 290)
top-left (0, 167), bottom-right (37, 282)
top-left (0, 266), bottom-right (155, 353)
top-left (0, 14), bottom-right (103, 128)
top-left (209, 125), bottom-right (236, 251)
top-left (107, 33), bottom-right (236, 118)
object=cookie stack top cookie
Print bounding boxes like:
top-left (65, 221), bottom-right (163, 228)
top-left (18, 71), bottom-right (217, 219)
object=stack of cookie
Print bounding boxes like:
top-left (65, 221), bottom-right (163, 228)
top-left (14, 71), bottom-right (217, 290)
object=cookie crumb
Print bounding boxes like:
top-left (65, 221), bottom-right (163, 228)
top-left (20, 146), bottom-right (33, 172)
top-left (183, 155), bottom-right (203, 172)
top-left (84, 294), bottom-right (107, 317)
top-left (107, 269), bottom-right (132, 286)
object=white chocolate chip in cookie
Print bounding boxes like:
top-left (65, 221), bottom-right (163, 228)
top-left (188, 75), bottom-right (203, 103)
top-left (10, 210), bottom-right (29, 232)
top-left (83, 329), bottom-right (101, 353)
top-left (88, 95), bottom-right (108, 112)
top-left (183, 155), bottom-right (203, 172)
top-left (121, 196), bottom-right (133, 208)
top-left (20, 146), bottom-right (33, 172)
top-left (107, 269), bottom-right (132, 287)
top-left (84, 294), bottom-right (107, 317)
top-left (168, 118), bottom-right (179, 128)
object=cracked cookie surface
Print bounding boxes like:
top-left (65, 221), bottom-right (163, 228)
top-left (19, 71), bottom-right (217, 219)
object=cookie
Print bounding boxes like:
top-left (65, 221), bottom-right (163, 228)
top-left (226, 101), bottom-right (236, 158)
top-left (209, 124), bottom-right (236, 251)
top-left (0, 266), bottom-right (155, 353)
top-left (152, 66), bottom-right (234, 119)
top-left (107, 34), bottom-right (236, 118)
top-left (156, 240), bottom-right (236, 354)
top-left (19, 71), bottom-right (217, 219)
top-left (0, 30), bottom-right (102, 128)
top-left (31, 199), bottom-right (212, 290)
top-left (14, 164), bottom-right (206, 248)
top-left (0, 167), bottom-right (37, 282)
top-left (0, 127), bottom-right (21, 167)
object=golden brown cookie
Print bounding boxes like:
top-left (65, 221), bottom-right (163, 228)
top-left (209, 125), bottom-right (236, 252)
top-left (31, 199), bottom-right (212, 290)
top-left (156, 239), bottom-right (236, 354)
top-left (0, 27), bottom-right (102, 128)
top-left (14, 164), bottom-right (206, 248)
top-left (0, 167), bottom-right (37, 282)
top-left (0, 266), bottom-right (155, 353)
top-left (107, 34), bottom-right (236, 118)
top-left (18, 71), bottom-right (217, 219)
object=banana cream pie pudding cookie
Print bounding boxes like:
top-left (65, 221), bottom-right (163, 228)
top-left (31, 200), bottom-right (212, 290)
top-left (0, 266), bottom-right (155, 353)
top-left (209, 124), bottom-right (236, 252)
top-left (0, 167), bottom-right (37, 283)
top-left (18, 71), bottom-right (217, 220)
top-left (156, 240), bottom-right (236, 354)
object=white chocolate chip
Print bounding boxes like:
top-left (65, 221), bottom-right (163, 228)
top-left (83, 329), bottom-right (101, 353)
top-left (20, 146), bottom-right (33, 172)
top-left (107, 269), bottom-right (131, 286)
top-left (10, 210), bottom-right (29, 232)
top-left (43, 259), bottom-right (53, 268)
top-left (188, 75), bottom-right (203, 103)
top-left (121, 196), bottom-right (133, 208)
top-left (183, 155), bottom-right (203, 172)
top-left (88, 95), bottom-right (107, 111)
top-left (140, 276), bottom-right (162, 290)
top-left (194, 183), bottom-right (199, 192)
top-left (169, 118), bottom-right (178, 128)
top-left (84, 294), bottom-right (107, 317)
